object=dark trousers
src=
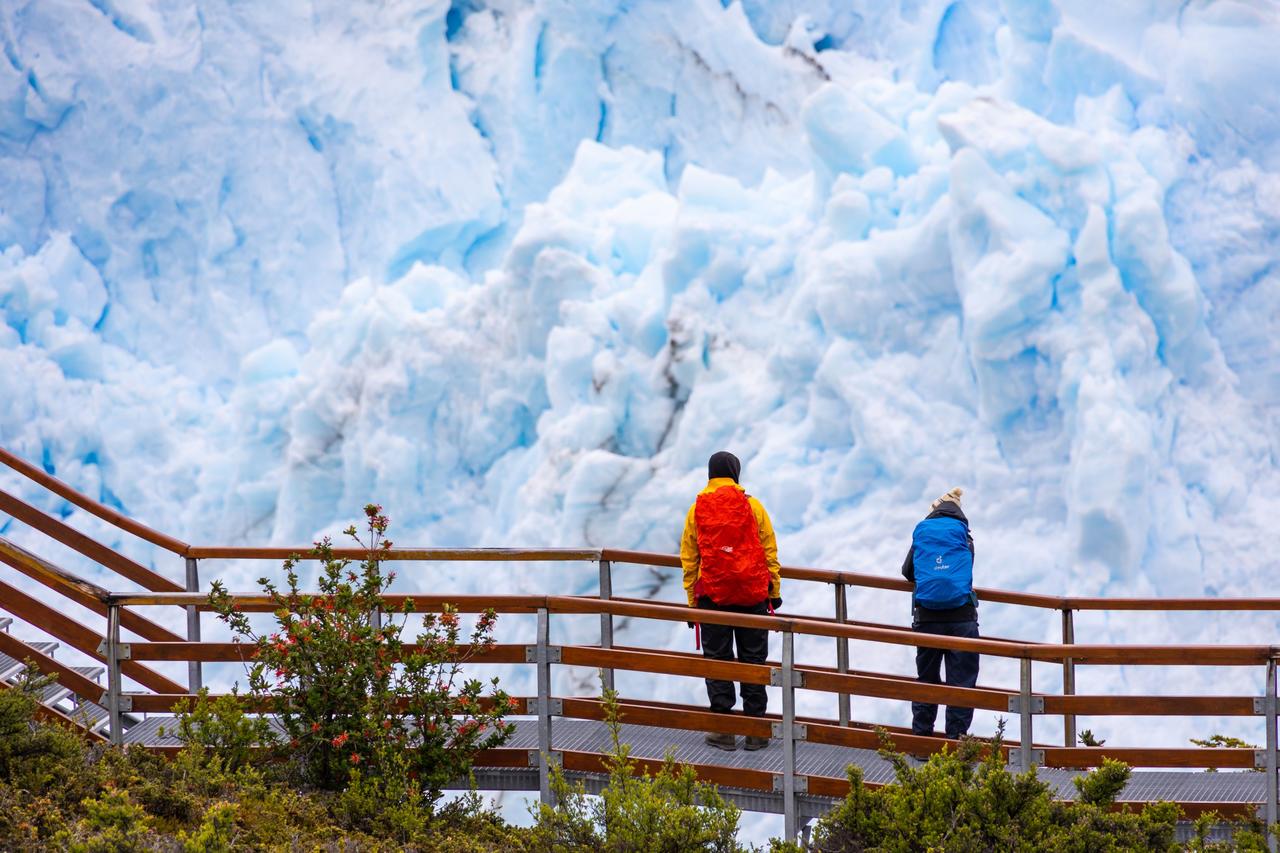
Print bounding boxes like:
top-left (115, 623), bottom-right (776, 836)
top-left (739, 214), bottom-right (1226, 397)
top-left (912, 620), bottom-right (980, 738)
top-left (698, 597), bottom-right (769, 717)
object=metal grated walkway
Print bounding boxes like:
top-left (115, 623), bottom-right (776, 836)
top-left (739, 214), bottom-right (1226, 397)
top-left (479, 718), bottom-right (1267, 807)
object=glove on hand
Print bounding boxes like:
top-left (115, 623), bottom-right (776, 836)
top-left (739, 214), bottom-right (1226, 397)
top-left (770, 597), bottom-right (783, 611)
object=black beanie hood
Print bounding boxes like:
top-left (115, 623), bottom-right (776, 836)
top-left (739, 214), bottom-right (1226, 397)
top-left (707, 451), bottom-right (741, 483)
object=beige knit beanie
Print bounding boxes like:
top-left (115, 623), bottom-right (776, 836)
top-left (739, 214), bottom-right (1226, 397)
top-left (931, 486), bottom-right (964, 510)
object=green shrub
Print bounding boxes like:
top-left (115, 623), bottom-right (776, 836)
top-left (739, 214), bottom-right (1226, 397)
top-left (178, 801), bottom-right (237, 852)
top-left (209, 504), bottom-right (515, 800)
top-left (1185, 810), bottom-right (1270, 852)
top-left (1190, 734), bottom-right (1263, 774)
top-left (165, 686), bottom-right (272, 772)
top-left (1078, 729), bottom-right (1106, 747)
top-left (0, 658), bottom-right (534, 850)
top-left (809, 727), bottom-right (1183, 852)
top-left (0, 667), bottom-right (92, 798)
top-left (333, 746), bottom-right (429, 841)
top-left (1071, 757), bottom-right (1129, 806)
top-left (53, 787), bottom-right (153, 852)
top-left (532, 687), bottom-right (747, 852)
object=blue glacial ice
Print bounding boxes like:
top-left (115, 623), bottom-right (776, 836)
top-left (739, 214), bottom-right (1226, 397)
top-left (2, 0), bottom-right (1280, 755)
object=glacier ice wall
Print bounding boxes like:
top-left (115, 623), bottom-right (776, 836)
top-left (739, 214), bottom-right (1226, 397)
top-left (3, 0), bottom-right (1280, 750)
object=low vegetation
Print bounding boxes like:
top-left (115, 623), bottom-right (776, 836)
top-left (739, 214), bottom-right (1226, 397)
top-left (806, 727), bottom-right (1269, 852)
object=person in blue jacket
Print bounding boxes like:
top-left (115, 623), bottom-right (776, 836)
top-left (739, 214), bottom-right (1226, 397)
top-left (901, 487), bottom-right (979, 739)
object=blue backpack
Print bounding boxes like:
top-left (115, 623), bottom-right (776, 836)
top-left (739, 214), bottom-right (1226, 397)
top-left (911, 516), bottom-right (974, 609)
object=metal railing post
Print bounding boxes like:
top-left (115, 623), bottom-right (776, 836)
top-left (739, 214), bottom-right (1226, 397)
top-left (782, 630), bottom-right (798, 842)
top-left (1019, 658), bottom-right (1034, 773)
top-left (105, 601), bottom-right (124, 746)
top-left (1061, 607), bottom-right (1075, 748)
top-left (598, 559), bottom-right (614, 693)
top-left (834, 581), bottom-right (850, 727)
top-left (184, 557), bottom-right (202, 692)
top-left (1266, 657), bottom-right (1277, 852)
top-left (536, 607), bottom-right (555, 806)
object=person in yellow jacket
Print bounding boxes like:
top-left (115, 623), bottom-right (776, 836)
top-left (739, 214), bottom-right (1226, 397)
top-left (680, 451), bottom-right (781, 751)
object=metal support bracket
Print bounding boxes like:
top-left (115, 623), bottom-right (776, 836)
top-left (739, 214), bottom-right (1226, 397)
top-left (99, 693), bottom-right (133, 712)
top-left (771, 668), bottom-right (805, 688)
top-left (528, 750), bottom-right (562, 768)
top-left (1007, 695), bottom-right (1044, 714)
top-left (96, 640), bottom-right (131, 660)
top-left (1008, 747), bottom-right (1039, 768)
top-left (546, 698), bottom-right (563, 716)
top-left (1256, 697), bottom-right (1267, 716)
top-left (772, 722), bottom-right (808, 741)
top-left (1256, 750), bottom-right (1268, 770)
top-left (773, 775), bottom-right (808, 794)
top-left (525, 645), bottom-right (561, 664)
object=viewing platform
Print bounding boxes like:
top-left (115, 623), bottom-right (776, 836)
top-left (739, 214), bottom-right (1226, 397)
top-left (1, 444), bottom-right (1278, 845)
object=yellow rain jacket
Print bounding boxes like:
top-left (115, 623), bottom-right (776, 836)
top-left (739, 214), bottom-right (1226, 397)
top-left (680, 478), bottom-right (781, 607)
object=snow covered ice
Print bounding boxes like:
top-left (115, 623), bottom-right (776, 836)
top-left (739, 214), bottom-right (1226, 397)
top-left (3, 0), bottom-right (1280, 772)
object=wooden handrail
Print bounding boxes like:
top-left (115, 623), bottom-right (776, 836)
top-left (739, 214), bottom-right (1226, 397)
top-left (126, 642), bottom-right (530, 664)
top-left (104, 593), bottom-right (553, 613)
top-left (124, 692), bottom-right (534, 715)
top-left (185, 546), bottom-right (603, 561)
top-left (0, 488), bottom-right (183, 594)
top-left (1041, 747), bottom-right (1257, 770)
top-left (0, 447), bottom-right (189, 555)
top-left (1040, 694), bottom-right (1259, 716)
top-left (1065, 596), bottom-right (1280, 611)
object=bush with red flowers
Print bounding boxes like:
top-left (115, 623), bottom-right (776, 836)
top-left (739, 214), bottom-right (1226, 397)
top-left (209, 504), bottom-right (513, 803)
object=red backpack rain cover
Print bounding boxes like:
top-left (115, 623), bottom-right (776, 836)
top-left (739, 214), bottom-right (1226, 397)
top-left (693, 485), bottom-right (769, 606)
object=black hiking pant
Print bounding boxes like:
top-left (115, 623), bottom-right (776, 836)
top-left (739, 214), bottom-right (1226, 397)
top-left (912, 619), bottom-right (980, 738)
top-left (697, 597), bottom-right (770, 717)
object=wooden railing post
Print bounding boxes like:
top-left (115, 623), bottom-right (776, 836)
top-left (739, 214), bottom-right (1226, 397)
top-left (105, 601), bottom-right (124, 746)
top-left (834, 581), bottom-right (850, 727)
top-left (184, 557), bottom-right (201, 692)
top-left (1061, 606), bottom-right (1075, 748)
top-left (598, 559), bottom-right (614, 694)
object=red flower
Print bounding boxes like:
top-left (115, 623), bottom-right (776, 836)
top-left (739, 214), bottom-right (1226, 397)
top-left (311, 722), bottom-right (321, 733)
top-left (332, 732), bottom-right (349, 747)
top-left (350, 753), bottom-right (362, 764)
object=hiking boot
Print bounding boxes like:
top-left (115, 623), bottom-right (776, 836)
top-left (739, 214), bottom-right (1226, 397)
top-left (743, 735), bottom-right (770, 751)
top-left (705, 732), bottom-right (737, 751)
